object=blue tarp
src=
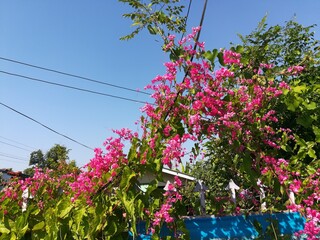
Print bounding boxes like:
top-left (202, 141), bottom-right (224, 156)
top-left (130, 212), bottom-right (305, 239)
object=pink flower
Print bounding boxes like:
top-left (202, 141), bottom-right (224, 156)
top-left (260, 63), bottom-right (274, 69)
top-left (289, 179), bottom-right (301, 193)
top-left (279, 81), bottom-right (290, 89)
top-left (168, 35), bottom-right (175, 41)
top-left (163, 125), bottom-right (172, 137)
top-left (287, 65), bottom-right (304, 75)
top-left (223, 50), bottom-right (241, 65)
top-left (215, 68), bottom-right (234, 80)
top-left (174, 176), bottom-right (182, 187)
top-left (286, 204), bottom-right (302, 212)
top-left (278, 174), bottom-right (288, 184)
top-left (197, 41), bottom-right (205, 50)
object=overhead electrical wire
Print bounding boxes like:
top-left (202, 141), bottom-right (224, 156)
top-left (0, 140), bottom-right (32, 152)
top-left (0, 135), bottom-right (36, 150)
top-left (163, 0), bottom-right (208, 121)
top-left (0, 158), bottom-right (27, 165)
top-left (180, 0), bottom-right (193, 41)
top-left (0, 101), bottom-right (94, 150)
top-left (190, 0), bottom-right (207, 61)
top-left (0, 70), bottom-right (154, 105)
top-left (0, 152), bottom-right (28, 161)
top-left (0, 56), bottom-right (150, 95)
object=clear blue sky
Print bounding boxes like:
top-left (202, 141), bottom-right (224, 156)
top-left (0, 1), bottom-right (319, 171)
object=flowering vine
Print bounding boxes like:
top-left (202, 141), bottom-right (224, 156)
top-left (0, 26), bottom-right (319, 239)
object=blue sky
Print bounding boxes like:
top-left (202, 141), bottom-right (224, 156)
top-left (0, 1), bottom-right (319, 171)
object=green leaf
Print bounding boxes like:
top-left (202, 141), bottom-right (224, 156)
top-left (236, 45), bottom-right (244, 53)
top-left (295, 135), bottom-right (307, 147)
top-left (203, 51), bottom-right (214, 62)
top-left (282, 89), bottom-right (289, 95)
top-left (306, 165), bottom-right (316, 175)
top-left (217, 52), bottom-right (225, 66)
top-left (293, 85), bottom-right (307, 93)
top-left (117, 191), bottom-right (137, 234)
top-left (240, 152), bottom-right (258, 183)
top-left (154, 157), bottom-right (162, 173)
top-left (10, 233), bottom-right (17, 240)
top-left (119, 166), bottom-right (136, 190)
top-left (257, 15), bottom-right (267, 31)
top-left (147, 25), bottom-right (157, 35)
top-left (203, 49), bottom-right (218, 68)
top-left (313, 125), bottom-right (320, 143)
top-left (286, 96), bottom-right (302, 111)
top-left (106, 220), bottom-right (117, 236)
top-left (57, 199), bottom-right (73, 219)
top-left (15, 214), bottom-right (29, 237)
top-left (212, 49), bottom-right (218, 59)
top-left (31, 208), bottom-right (41, 216)
top-left (273, 178), bottom-right (281, 195)
top-left (169, 47), bottom-right (182, 61)
top-left (0, 224), bottom-right (10, 234)
top-left (303, 101), bottom-right (317, 110)
top-left (308, 148), bottom-right (316, 159)
top-left (145, 179), bottom-right (159, 196)
top-left (297, 114), bottom-right (313, 128)
top-left (32, 221), bottom-right (45, 231)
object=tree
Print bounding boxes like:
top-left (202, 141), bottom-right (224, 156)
top-left (24, 144), bottom-right (72, 175)
top-left (236, 19), bottom-right (320, 161)
top-left (29, 150), bottom-right (45, 168)
top-left (44, 144), bottom-right (70, 168)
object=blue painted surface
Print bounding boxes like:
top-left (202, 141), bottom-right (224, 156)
top-left (130, 212), bottom-right (305, 239)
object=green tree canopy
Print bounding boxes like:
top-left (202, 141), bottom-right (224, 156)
top-left (25, 144), bottom-right (73, 175)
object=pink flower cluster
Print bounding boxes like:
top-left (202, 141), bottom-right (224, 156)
top-left (260, 63), bottom-right (274, 69)
top-left (287, 65), bottom-right (304, 74)
top-left (162, 134), bottom-right (195, 168)
top-left (164, 35), bottom-right (175, 51)
top-left (295, 207), bottom-right (320, 239)
top-left (261, 157), bottom-right (289, 184)
top-left (179, 26), bottom-right (201, 45)
top-left (150, 177), bottom-right (183, 234)
top-left (289, 179), bottom-right (301, 193)
top-left (215, 67), bottom-right (234, 80)
top-left (223, 50), bottom-right (241, 65)
top-left (70, 128), bottom-right (136, 202)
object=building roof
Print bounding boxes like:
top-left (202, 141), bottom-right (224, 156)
top-left (138, 168), bottom-right (196, 186)
top-left (0, 168), bottom-right (29, 180)
top-left (162, 168), bottom-right (196, 181)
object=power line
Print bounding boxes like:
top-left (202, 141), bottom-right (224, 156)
top-left (0, 158), bottom-right (27, 165)
top-left (0, 70), bottom-right (154, 105)
top-left (0, 140), bottom-right (32, 152)
top-left (0, 101), bottom-right (94, 150)
top-left (0, 152), bottom-right (28, 161)
top-left (163, 0), bottom-right (208, 121)
top-left (193, 0), bottom-right (208, 54)
top-left (180, 0), bottom-right (193, 41)
top-left (0, 56), bottom-right (150, 95)
top-left (0, 135), bottom-right (36, 150)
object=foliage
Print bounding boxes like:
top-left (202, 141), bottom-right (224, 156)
top-left (237, 18), bottom-right (320, 160)
top-left (24, 144), bottom-right (74, 176)
top-left (187, 19), bottom-right (320, 238)
top-left (119, 0), bottom-right (186, 40)
top-left (0, 5), bottom-right (319, 239)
